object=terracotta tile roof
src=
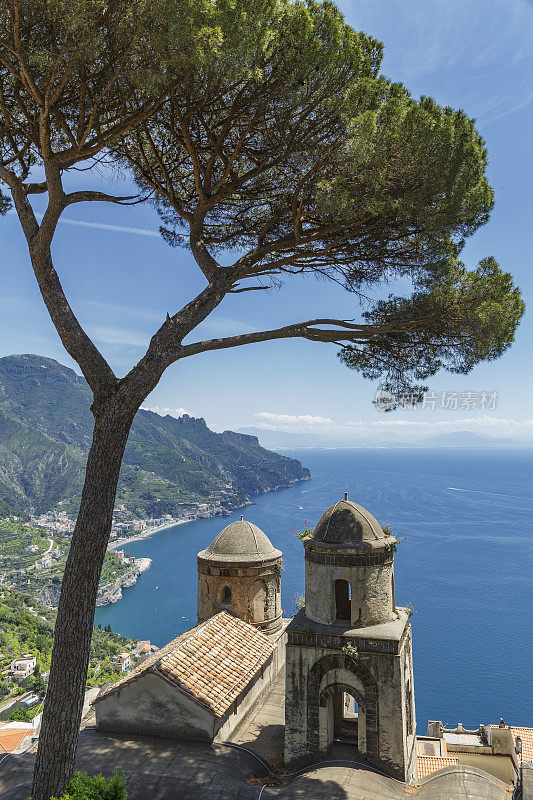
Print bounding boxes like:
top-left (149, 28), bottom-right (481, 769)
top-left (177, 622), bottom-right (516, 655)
top-left (510, 727), bottom-right (533, 763)
top-left (417, 756), bottom-right (459, 780)
top-left (94, 612), bottom-right (274, 718)
top-left (0, 728), bottom-right (34, 754)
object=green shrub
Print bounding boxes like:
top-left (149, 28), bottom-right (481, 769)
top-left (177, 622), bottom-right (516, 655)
top-left (8, 704), bottom-right (34, 722)
top-left (51, 770), bottom-right (127, 800)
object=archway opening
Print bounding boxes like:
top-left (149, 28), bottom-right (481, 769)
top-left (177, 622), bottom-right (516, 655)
top-left (221, 586), bottom-right (232, 604)
top-left (335, 579), bottom-right (351, 622)
top-left (319, 682), bottom-right (365, 755)
top-left (333, 692), bottom-right (359, 743)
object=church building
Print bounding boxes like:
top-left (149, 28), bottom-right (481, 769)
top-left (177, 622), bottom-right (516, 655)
top-left (94, 496), bottom-right (417, 783)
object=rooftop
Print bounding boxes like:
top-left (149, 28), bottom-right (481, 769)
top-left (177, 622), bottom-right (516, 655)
top-left (198, 518), bottom-right (282, 563)
top-left (94, 612), bottom-right (274, 718)
top-left (417, 756), bottom-right (460, 780)
top-left (0, 726), bottom-right (34, 755)
top-left (510, 727), bottom-right (533, 762)
top-left (311, 496), bottom-right (396, 549)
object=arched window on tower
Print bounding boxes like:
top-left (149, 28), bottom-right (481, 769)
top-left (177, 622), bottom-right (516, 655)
top-left (221, 586), bottom-right (232, 604)
top-left (335, 579), bottom-right (351, 622)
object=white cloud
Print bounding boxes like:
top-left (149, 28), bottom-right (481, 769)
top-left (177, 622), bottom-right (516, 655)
top-left (81, 300), bottom-right (163, 322)
top-left (7, 208), bottom-right (159, 237)
top-left (254, 412), bottom-right (333, 431)
top-left (143, 405), bottom-right (189, 419)
top-left (195, 316), bottom-right (254, 336)
top-left (54, 217), bottom-right (160, 237)
top-left (249, 411), bottom-right (533, 440)
top-left (89, 326), bottom-right (148, 347)
top-left (341, 0), bottom-right (533, 122)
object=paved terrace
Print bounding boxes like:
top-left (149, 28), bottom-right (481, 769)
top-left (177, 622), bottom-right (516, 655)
top-left (0, 671), bottom-right (512, 800)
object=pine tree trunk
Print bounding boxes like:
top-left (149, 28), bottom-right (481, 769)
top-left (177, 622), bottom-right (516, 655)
top-left (31, 407), bottom-right (133, 800)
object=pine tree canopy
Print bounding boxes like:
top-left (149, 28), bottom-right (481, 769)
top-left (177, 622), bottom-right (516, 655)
top-left (0, 0), bottom-right (524, 401)
top-left (116, 1), bottom-right (523, 402)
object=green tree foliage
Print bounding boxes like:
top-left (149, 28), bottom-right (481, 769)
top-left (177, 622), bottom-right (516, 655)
top-left (0, 588), bottom-right (127, 687)
top-left (8, 704), bottom-right (35, 722)
top-left (121, 0), bottom-right (523, 403)
top-left (51, 771), bottom-right (127, 800)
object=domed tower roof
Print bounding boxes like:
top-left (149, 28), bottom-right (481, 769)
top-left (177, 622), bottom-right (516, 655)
top-left (198, 518), bottom-right (282, 563)
top-left (312, 494), bottom-right (396, 549)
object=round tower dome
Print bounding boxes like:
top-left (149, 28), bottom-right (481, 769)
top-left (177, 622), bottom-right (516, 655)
top-left (197, 517), bottom-right (282, 634)
top-left (199, 519), bottom-right (282, 562)
top-left (303, 494), bottom-right (396, 627)
top-left (313, 497), bottom-right (396, 549)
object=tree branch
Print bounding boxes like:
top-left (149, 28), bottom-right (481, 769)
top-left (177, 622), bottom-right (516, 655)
top-left (177, 319), bottom-right (384, 358)
top-left (23, 181), bottom-right (48, 194)
top-left (65, 190), bottom-right (141, 206)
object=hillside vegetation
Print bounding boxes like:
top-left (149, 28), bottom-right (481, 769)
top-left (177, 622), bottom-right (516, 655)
top-left (0, 354), bottom-right (310, 517)
top-left (0, 520), bottom-right (138, 608)
top-left (0, 588), bottom-right (131, 702)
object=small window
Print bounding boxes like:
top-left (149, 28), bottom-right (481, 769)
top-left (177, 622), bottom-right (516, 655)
top-left (221, 586), bottom-right (232, 604)
top-left (335, 579), bottom-right (351, 621)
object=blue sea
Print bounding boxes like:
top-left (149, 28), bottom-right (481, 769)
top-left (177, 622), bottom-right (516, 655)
top-left (94, 448), bottom-right (533, 731)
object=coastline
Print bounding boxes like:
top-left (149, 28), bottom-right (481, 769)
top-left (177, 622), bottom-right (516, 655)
top-left (108, 519), bottom-right (189, 550)
top-left (103, 476), bottom-right (311, 604)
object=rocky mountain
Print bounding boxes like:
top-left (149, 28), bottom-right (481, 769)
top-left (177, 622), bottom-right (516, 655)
top-left (0, 354), bottom-right (310, 517)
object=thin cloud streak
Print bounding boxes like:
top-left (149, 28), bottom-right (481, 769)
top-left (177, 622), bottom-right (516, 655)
top-left (89, 326), bottom-right (148, 347)
top-left (56, 217), bottom-right (160, 237)
top-left (7, 208), bottom-right (159, 237)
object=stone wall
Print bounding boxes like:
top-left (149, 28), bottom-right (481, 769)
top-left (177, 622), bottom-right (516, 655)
top-left (95, 626), bottom-right (287, 745)
top-left (94, 671), bottom-right (216, 741)
top-left (284, 614), bottom-right (417, 783)
top-left (304, 544), bottom-right (395, 627)
top-left (215, 628), bottom-right (286, 741)
top-left (197, 557), bottom-right (282, 633)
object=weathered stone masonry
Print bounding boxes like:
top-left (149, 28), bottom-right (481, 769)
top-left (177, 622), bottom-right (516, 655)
top-left (284, 496), bottom-right (417, 783)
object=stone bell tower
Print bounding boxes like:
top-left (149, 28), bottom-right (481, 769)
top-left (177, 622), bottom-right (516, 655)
top-left (284, 494), bottom-right (417, 782)
top-left (197, 517), bottom-right (283, 634)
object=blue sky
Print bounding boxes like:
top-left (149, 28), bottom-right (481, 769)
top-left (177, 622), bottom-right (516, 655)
top-left (2, 0), bottom-right (533, 444)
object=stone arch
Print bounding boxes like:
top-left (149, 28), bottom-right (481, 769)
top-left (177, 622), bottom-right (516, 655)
top-left (320, 682), bottom-right (364, 708)
top-left (307, 653), bottom-right (379, 757)
top-left (319, 681), bottom-right (365, 753)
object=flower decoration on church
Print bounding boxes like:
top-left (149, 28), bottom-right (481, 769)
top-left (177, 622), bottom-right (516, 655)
top-left (342, 642), bottom-right (358, 657)
top-left (293, 593), bottom-right (305, 612)
top-left (290, 521), bottom-right (315, 540)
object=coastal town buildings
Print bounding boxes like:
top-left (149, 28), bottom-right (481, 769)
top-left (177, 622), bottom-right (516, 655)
top-left (110, 653), bottom-right (133, 674)
top-left (3, 655), bottom-right (36, 682)
top-left (418, 720), bottom-right (530, 785)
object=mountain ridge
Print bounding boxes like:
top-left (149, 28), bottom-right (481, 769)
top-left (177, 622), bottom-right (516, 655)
top-left (0, 354), bottom-right (310, 517)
